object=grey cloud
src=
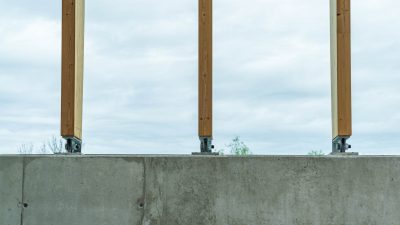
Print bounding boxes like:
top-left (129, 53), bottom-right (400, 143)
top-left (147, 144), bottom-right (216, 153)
top-left (1, 0), bottom-right (400, 154)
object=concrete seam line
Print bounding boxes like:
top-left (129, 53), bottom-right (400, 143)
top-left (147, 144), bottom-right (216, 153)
top-left (19, 156), bottom-right (26, 225)
top-left (140, 157), bottom-right (147, 225)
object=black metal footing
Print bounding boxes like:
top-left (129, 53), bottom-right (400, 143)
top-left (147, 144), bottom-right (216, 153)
top-left (332, 136), bottom-right (351, 153)
top-left (64, 137), bottom-right (82, 153)
top-left (192, 137), bottom-right (218, 155)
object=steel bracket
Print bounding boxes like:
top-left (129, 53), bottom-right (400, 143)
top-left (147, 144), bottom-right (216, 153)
top-left (194, 137), bottom-right (217, 155)
top-left (332, 136), bottom-right (351, 153)
top-left (64, 136), bottom-right (82, 153)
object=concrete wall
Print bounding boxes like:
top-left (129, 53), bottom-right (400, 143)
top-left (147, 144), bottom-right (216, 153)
top-left (1, 155), bottom-right (400, 225)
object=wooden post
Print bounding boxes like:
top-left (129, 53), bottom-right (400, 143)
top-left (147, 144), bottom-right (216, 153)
top-left (198, 0), bottom-right (213, 152)
top-left (61, 0), bottom-right (85, 152)
top-left (330, 0), bottom-right (352, 152)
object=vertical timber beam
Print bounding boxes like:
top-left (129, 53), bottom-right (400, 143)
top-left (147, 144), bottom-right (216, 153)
top-left (330, 0), bottom-right (352, 153)
top-left (198, 0), bottom-right (214, 153)
top-left (61, 0), bottom-right (85, 153)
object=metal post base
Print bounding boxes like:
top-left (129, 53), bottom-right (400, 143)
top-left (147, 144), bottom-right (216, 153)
top-left (64, 137), bottom-right (82, 154)
top-left (193, 137), bottom-right (218, 155)
top-left (332, 136), bottom-right (351, 153)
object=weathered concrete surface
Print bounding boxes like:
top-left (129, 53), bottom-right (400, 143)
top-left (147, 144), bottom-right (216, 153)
top-left (22, 156), bottom-right (144, 225)
top-left (1, 155), bottom-right (400, 225)
top-left (0, 157), bottom-right (23, 225)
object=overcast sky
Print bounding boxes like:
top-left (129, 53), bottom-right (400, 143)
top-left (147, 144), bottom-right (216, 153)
top-left (1, 0), bottom-right (400, 155)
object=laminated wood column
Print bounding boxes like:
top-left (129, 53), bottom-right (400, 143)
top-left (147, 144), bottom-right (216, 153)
top-left (61, 0), bottom-right (85, 152)
top-left (198, 0), bottom-right (213, 152)
top-left (330, 0), bottom-right (352, 152)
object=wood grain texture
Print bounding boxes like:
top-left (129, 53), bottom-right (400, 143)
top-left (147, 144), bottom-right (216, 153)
top-left (61, 0), bottom-right (85, 139)
top-left (330, 0), bottom-right (352, 138)
top-left (198, 0), bottom-right (212, 137)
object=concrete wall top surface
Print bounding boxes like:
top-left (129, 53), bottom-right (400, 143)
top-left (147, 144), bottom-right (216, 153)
top-left (1, 155), bottom-right (400, 225)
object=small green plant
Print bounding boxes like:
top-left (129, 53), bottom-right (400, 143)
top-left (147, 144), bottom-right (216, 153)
top-left (219, 136), bottom-right (252, 156)
top-left (307, 150), bottom-right (325, 156)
